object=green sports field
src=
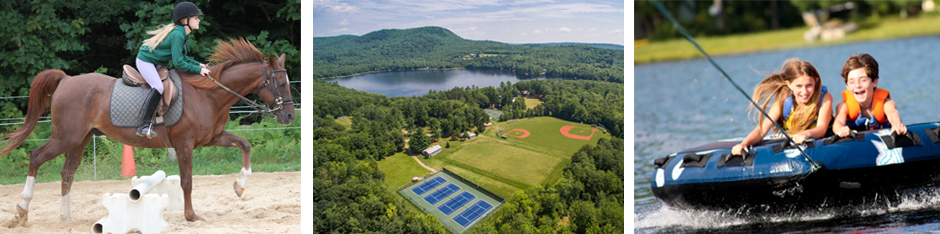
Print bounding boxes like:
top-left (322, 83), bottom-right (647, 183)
top-left (378, 116), bottom-right (610, 200)
top-left (488, 117), bottom-right (609, 155)
top-left (377, 116), bottom-right (611, 232)
top-left (447, 136), bottom-right (559, 186)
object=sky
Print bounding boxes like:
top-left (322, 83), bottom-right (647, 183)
top-left (311, 0), bottom-right (625, 45)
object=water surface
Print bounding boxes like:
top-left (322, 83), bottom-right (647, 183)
top-left (635, 36), bottom-right (940, 233)
top-left (332, 69), bottom-right (557, 97)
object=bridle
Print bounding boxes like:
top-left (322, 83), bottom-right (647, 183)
top-left (259, 61), bottom-right (293, 113)
top-left (205, 61), bottom-right (293, 119)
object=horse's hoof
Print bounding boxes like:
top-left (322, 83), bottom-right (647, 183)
top-left (11, 204), bottom-right (28, 227)
top-left (185, 213), bottom-right (206, 222)
top-left (233, 182), bottom-right (245, 197)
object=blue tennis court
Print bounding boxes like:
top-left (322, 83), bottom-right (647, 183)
top-left (411, 176), bottom-right (447, 196)
top-left (453, 200), bottom-right (494, 227)
top-left (423, 183), bottom-right (461, 205)
top-left (400, 169), bottom-right (503, 234)
top-left (437, 191), bottom-right (477, 215)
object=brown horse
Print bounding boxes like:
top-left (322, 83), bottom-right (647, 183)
top-left (0, 38), bottom-right (295, 226)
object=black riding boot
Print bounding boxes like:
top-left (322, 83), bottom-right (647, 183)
top-left (136, 89), bottom-right (162, 139)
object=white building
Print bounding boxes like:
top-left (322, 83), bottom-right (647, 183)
top-left (422, 145), bottom-right (443, 157)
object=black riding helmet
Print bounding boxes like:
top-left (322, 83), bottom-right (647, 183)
top-left (173, 2), bottom-right (203, 26)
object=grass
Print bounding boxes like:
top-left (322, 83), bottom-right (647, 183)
top-left (524, 97), bottom-right (542, 109)
top-left (442, 166), bottom-right (520, 199)
top-left (447, 137), bottom-right (561, 186)
top-left (377, 152), bottom-right (431, 193)
top-left (379, 116), bottom-right (611, 203)
top-left (635, 14), bottom-right (940, 64)
top-left (487, 117), bottom-right (609, 156)
top-left (385, 135), bottom-right (529, 199)
top-left (335, 117), bottom-right (352, 130)
top-left (0, 110), bottom-right (301, 185)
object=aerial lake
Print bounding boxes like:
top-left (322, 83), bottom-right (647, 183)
top-left (330, 69), bottom-right (558, 97)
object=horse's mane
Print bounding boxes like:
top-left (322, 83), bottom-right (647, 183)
top-left (183, 38), bottom-right (266, 89)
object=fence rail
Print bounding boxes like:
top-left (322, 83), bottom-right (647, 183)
top-left (0, 127), bottom-right (313, 181)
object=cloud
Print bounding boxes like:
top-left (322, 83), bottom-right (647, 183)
top-left (421, 3), bottom-right (621, 26)
top-left (506, 0), bottom-right (555, 5)
top-left (377, 0), bottom-right (501, 13)
top-left (453, 26), bottom-right (478, 33)
top-left (315, 0), bottom-right (624, 44)
top-left (313, 0), bottom-right (360, 13)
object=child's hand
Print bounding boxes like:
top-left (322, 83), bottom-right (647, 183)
top-left (731, 144), bottom-right (747, 156)
top-left (892, 123), bottom-right (907, 136)
top-left (200, 63), bottom-right (208, 69)
top-left (834, 125), bottom-right (851, 137)
top-left (792, 132), bottom-right (808, 144)
top-left (200, 67), bottom-right (210, 76)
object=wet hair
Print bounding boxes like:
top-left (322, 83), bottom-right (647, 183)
top-left (749, 58), bottom-right (823, 135)
top-left (840, 53), bottom-right (879, 83)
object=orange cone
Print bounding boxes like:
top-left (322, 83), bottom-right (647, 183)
top-left (121, 144), bottom-right (136, 177)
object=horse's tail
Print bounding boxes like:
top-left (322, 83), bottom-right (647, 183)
top-left (0, 69), bottom-right (67, 157)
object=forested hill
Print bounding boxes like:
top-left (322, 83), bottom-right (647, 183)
top-left (311, 27), bottom-right (624, 83)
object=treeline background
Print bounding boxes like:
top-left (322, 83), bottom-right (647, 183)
top-left (636, 0), bottom-right (930, 41)
top-left (310, 27), bottom-right (624, 83)
top-left (0, 0), bottom-right (300, 127)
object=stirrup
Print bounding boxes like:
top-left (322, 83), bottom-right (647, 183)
top-left (143, 128), bottom-right (157, 139)
top-left (136, 122), bottom-right (158, 139)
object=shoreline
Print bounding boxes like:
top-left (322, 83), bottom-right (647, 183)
top-left (322, 67), bottom-right (572, 81)
top-left (634, 14), bottom-right (940, 64)
top-left (321, 67), bottom-right (467, 80)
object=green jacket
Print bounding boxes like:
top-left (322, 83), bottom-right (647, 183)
top-left (137, 25), bottom-right (202, 74)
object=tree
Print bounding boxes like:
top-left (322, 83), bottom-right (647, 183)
top-left (312, 131), bottom-right (446, 233)
top-left (409, 128), bottom-right (430, 156)
top-left (0, 1), bottom-right (131, 125)
top-left (428, 118), bottom-right (440, 140)
top-left (0, 0), bottom-right (300, 129)
top-left (470, 138), bottom-right (624, 234)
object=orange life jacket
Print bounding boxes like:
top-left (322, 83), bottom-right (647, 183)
top-left (842, 88), bottom-right (890, 124)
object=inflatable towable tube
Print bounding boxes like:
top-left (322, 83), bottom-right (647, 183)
top-left (651, 122), bottom-right (940, 211)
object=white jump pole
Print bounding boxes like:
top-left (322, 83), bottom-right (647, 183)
top-left (128, 170), bottom-right (167, 201)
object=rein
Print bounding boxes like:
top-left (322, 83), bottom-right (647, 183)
top-left (205, 61), bottom-right (291, 119)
